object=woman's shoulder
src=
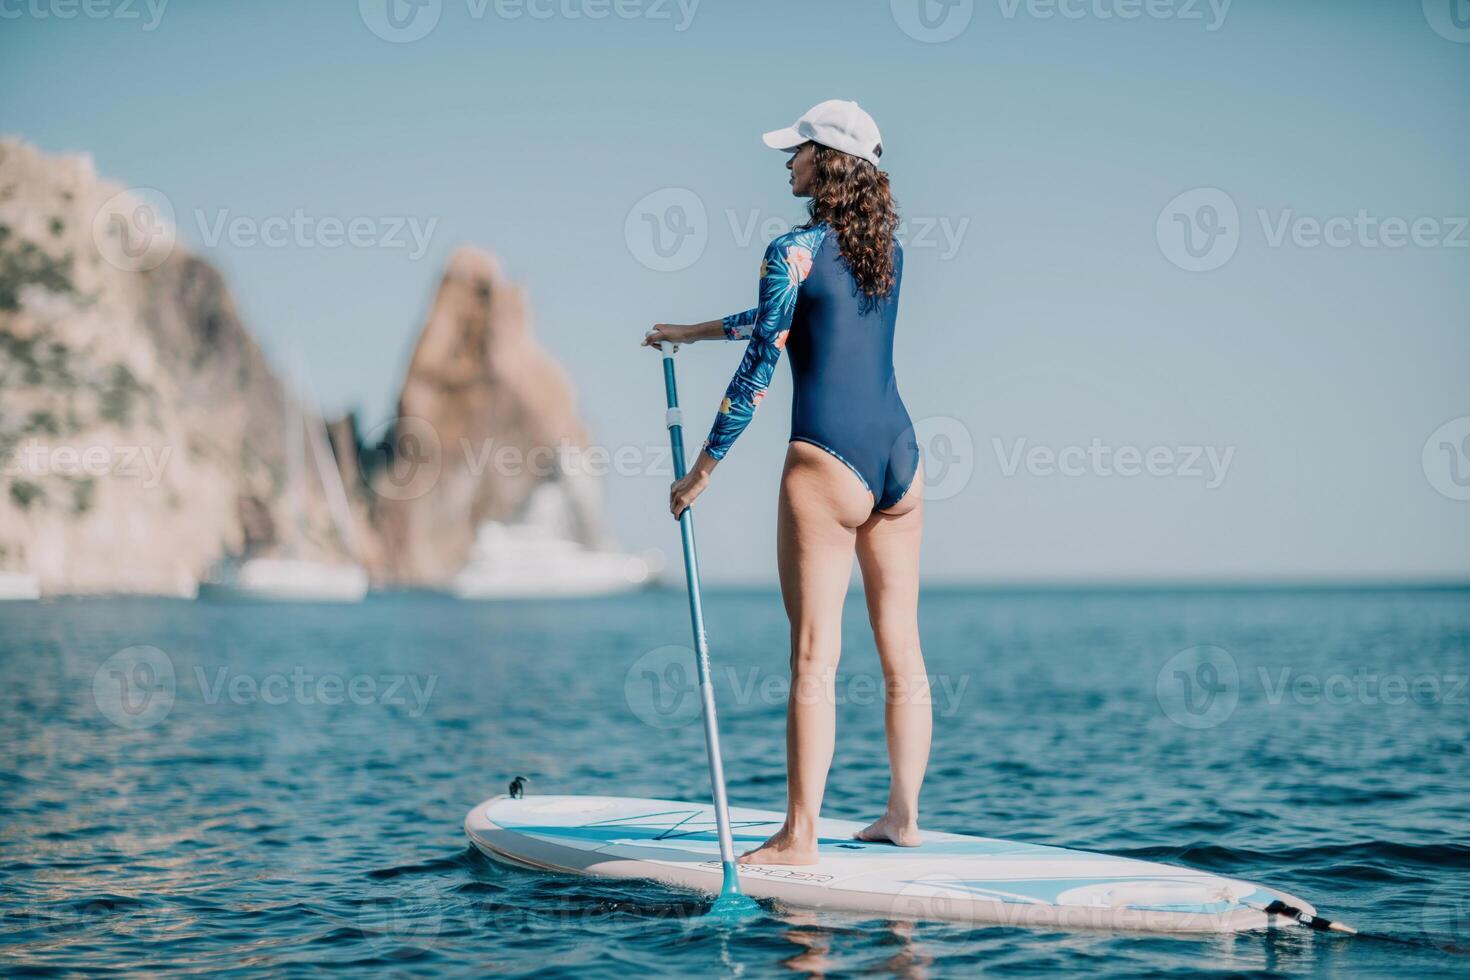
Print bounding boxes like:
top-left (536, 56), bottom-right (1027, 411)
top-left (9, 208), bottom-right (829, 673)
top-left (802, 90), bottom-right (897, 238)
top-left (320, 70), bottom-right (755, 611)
top-left (766, 223), bottom-right (830, 259)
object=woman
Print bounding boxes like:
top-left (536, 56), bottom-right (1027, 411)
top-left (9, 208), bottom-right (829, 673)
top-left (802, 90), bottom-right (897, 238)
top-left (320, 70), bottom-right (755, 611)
top-left (642, 100), bottom-right (929, 867)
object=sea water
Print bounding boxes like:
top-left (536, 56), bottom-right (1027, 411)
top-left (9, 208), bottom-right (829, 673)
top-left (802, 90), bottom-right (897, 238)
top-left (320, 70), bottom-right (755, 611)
top-left (2, 586), bottom-right (1467, 976)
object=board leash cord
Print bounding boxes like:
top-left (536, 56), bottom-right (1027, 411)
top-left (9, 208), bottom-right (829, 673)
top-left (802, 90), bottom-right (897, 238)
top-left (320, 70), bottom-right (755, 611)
top-left (1255, 899), bottom-right (1357, 935)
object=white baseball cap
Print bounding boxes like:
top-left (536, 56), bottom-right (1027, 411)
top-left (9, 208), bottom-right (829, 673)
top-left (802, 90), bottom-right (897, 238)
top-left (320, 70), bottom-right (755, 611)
top-left (762, 100), bottom-right (884, 167)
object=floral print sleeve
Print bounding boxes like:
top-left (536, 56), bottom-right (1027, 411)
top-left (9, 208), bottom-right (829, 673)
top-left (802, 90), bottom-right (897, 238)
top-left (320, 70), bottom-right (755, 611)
top-left (702, 225), bottom-right (828, 461)
top-left (721, 307), bottom-right (759, 341)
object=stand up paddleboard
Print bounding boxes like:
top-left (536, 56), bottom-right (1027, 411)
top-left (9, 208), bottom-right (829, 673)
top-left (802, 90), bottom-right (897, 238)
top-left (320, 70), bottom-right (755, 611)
top-left (470, 351), bottom-right (1352, 936)
top-left (466, 793), bottom-right (1350, 934)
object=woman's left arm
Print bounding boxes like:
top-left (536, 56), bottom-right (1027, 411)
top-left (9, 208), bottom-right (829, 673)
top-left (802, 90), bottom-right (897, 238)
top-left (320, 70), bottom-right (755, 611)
top-left (668, 227), bottom-right (823, 517)
top-left (701, 230), bottom-right (818, 462)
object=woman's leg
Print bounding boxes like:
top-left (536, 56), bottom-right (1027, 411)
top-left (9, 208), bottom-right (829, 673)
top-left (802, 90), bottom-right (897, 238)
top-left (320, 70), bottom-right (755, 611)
top-left (739, 441), bottom-right (873, 866)
top-left (854, 466), bottom-right (929, 845)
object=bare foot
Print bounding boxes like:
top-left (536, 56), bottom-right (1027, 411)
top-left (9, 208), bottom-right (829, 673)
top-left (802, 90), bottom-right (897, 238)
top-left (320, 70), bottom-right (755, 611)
top-left (738, 828), bottom-right (819, 866)
top-left (854, 814), bottom-right (922, 847)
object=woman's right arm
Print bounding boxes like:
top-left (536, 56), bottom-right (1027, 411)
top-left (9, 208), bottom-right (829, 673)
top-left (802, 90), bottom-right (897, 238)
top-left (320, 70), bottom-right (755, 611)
top-left (642, 312), bottom-right (759, 349)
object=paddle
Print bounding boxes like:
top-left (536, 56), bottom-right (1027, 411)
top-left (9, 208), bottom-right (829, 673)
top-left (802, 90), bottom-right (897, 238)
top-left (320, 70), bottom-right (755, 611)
top-left (659, 343), bottom-right (763, 922)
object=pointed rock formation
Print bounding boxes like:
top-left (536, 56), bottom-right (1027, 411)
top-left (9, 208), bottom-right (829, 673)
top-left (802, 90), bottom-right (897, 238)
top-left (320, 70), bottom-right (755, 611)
top-left (365, 246), bottom-right (611, 585)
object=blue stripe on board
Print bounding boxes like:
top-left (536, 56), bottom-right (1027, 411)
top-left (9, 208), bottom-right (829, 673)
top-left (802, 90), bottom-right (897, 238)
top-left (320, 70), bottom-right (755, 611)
top-left (501, 821), bottom-right (1171, 860)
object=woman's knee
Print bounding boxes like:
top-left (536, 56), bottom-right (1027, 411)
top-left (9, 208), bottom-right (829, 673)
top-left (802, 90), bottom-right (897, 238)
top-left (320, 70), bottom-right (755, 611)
top-left (789, 628), bottom-right (841, 675)
top-left (870, 616), bottom-right (919, 651)
top-left (787, 636), bottom-right (841, 705)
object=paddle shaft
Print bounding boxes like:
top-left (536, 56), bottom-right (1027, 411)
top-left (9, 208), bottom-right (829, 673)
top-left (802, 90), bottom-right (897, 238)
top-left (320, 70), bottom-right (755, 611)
top-left (660, 346), bottom-right (743, 891)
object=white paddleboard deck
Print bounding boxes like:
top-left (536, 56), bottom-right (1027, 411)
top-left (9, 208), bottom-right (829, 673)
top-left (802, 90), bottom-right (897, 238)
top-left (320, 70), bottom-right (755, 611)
top-left (465, 794), bottom-right (1315, 933)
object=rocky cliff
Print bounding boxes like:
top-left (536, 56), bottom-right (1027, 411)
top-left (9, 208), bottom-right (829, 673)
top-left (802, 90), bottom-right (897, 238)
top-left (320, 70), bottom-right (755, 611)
top-left (0, 138), bottom-right (610, 595)
top-left (0, 139), bottom-right (339, 595)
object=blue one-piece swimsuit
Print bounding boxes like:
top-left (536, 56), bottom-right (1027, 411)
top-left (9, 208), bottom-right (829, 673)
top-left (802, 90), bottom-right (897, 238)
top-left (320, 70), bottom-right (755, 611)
top-left (702, 222), bottom-right (919, 511)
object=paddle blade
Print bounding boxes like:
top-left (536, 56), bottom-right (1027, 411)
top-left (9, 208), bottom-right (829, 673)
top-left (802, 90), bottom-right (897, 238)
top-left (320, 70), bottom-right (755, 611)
top-left (702, 862), bottom-right (763, 924)
top-left (705, 890), bottom-right (764, 924)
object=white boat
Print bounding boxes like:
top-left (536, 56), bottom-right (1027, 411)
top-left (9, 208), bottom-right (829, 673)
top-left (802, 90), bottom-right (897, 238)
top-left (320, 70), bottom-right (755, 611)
top-left (200, 557), bottom-right (367, 602)
top-left (450, 483), bottom-right (661, 599)
top-left (0, 570), bottom-right (41, 600)
top-left (201, 360), bottom-right (369, 603)
top-left (450, 522), bottom-right (659, 599)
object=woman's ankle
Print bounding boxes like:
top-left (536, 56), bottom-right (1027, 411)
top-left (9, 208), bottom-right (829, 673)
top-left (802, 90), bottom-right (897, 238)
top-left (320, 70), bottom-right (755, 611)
top-left (883, 803), bottom-right (919, 826)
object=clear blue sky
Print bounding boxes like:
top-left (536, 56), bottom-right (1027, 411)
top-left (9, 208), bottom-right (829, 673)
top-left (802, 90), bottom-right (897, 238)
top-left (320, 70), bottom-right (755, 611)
top-left (4, 0), bottom-right (1467, 582)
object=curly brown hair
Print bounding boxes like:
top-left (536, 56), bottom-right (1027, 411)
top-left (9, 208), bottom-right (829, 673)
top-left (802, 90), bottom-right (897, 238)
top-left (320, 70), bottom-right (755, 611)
top-left (802, 143), bottom-right (900, 300)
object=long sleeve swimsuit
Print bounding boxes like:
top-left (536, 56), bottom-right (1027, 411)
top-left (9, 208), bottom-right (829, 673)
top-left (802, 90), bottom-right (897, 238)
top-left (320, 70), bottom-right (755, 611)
top-left (701, 221), bottom-right (919, 510)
